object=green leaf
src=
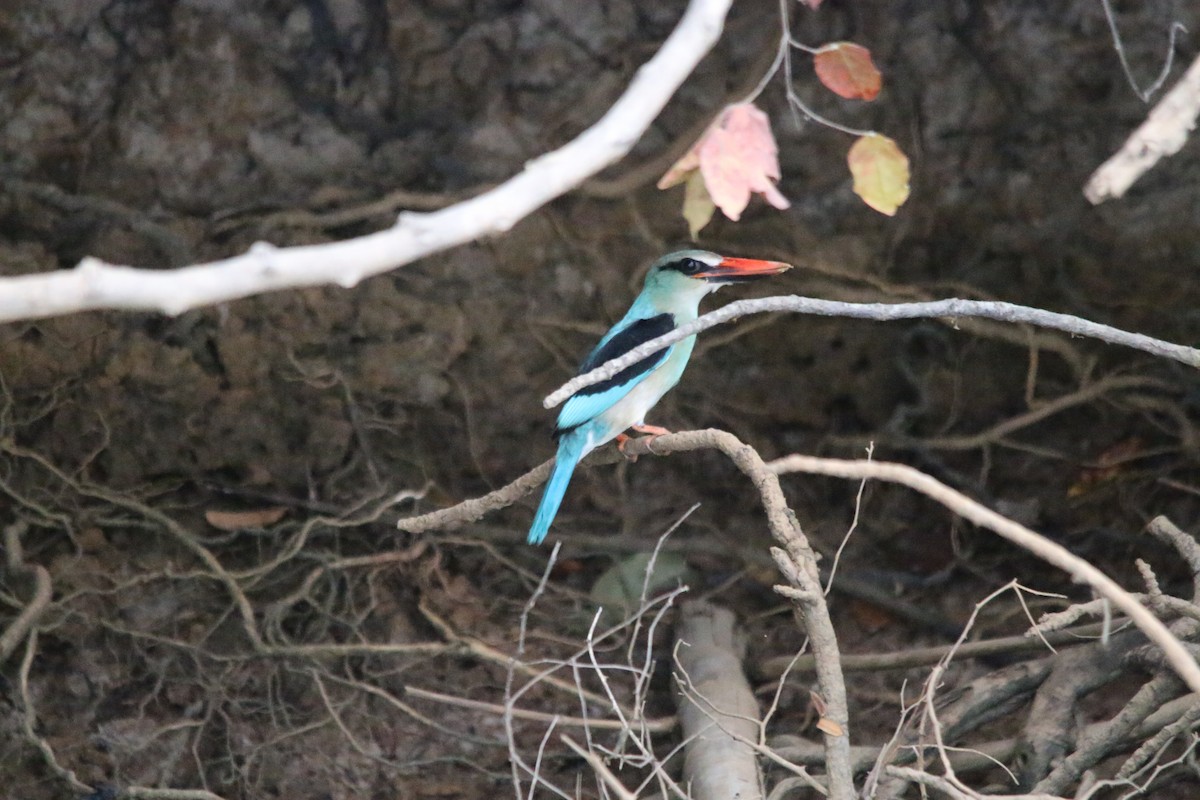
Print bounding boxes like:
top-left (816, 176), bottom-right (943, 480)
top-left (590, 551), bottom-right (693, 618)
top-left (683, 170), bottom-right (716, 240)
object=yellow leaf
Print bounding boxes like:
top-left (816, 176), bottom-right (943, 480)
top-left (683, 170), bottom-right (716, 240)
top-left (847, 133), bottom-right (910, 216)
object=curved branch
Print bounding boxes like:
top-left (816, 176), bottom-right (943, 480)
top-left (766, 453), bottom-right (1200, 696)
top-left (542, 295), bottom-right (1200, 409)
top-left (0, 521), bottom-right (52, 663)
top-left (0, 0), bottom-right (734, 323)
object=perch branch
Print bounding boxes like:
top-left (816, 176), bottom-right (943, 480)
top-left (398, 456), bottom-right (561, 533)
top-left (0, 0), bottom-right (734, 323)
top-left (398, 429), bottom-right (855, 799)
top-left (543, 296), bottom-right (1200, 408)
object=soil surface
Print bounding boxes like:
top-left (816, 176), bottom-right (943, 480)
top-left (2, 2), bottom-right (1200, 799)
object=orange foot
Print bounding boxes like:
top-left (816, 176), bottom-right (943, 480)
top-left (617, 424), bottom-right (672, 460)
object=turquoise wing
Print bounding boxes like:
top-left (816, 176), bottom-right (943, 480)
top-left (555, 313), bottom-right (675, 433)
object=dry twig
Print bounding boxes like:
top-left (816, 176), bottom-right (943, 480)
top-left (765, 453), bottom-right (1200, 695)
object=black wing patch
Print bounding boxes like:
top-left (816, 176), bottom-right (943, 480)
top-left (576, 313), bottom-right (675, 397)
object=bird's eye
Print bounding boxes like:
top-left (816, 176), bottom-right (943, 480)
top-left (678, 258), bottom-right (703, 275)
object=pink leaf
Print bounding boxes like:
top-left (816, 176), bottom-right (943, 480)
top-left (696, 103), bottom-right (790, 221)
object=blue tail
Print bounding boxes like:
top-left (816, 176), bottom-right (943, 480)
top-left (528, 432), bottom-right (587, 545)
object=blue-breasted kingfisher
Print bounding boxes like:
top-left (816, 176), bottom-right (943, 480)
top-left (527, 249), bottom-right (791, 544)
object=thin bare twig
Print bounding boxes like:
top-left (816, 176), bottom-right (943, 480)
top-left (758, 622), bottom-right (1113, 677)
top-left (401, 683), bottom-right (674, 732)
top-left (1098, 0), bottom-right (1185, 104)
top-left (884, 765), bottom-right (1062, 800)
top-left (17, 632), bottom-right (92, 794)
top-left (506, 543), bottom-right (561, 800)
top-left (561, 735), bottom-right (638, 800)
top-left (124, 788), bottom-right (230, 800)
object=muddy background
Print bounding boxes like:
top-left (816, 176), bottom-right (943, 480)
top-left (2, 1), bottom-right (1200, 798)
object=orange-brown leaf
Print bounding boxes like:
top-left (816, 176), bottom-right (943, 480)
top-left (205, 507), bottom-right (286, 531)
top-left (847, 133), bottom-right (910, 215)
top-left (813, 42), bottom-right (881, 101)
top-left (1068, 437), bottom-right (1145, 497)
top-left (848, 597), bottom-right (894, 632)
top-left (817, 717), bottom-right (845, 737)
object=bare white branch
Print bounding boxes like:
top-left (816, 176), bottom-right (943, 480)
top-left (0, 0), bottom-right (734, 324)
top-left (542, 295), bottom-right (1200, 409)
top-left (1085, 50), bottom-right (1200, 204)
top-left (674, 601), bottom-right (764, 800)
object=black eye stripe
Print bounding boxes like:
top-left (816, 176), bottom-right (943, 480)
top-left (668, 257), bottom-right (704, 275)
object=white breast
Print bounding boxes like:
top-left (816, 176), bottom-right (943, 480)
top-left (591, 339), bottom-right (694, 448)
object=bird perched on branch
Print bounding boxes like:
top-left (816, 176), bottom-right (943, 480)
top-left (528, 249), bottom-right (791, 544)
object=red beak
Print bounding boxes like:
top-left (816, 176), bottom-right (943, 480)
top-left (699, 256), bottom-right (792, 283)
